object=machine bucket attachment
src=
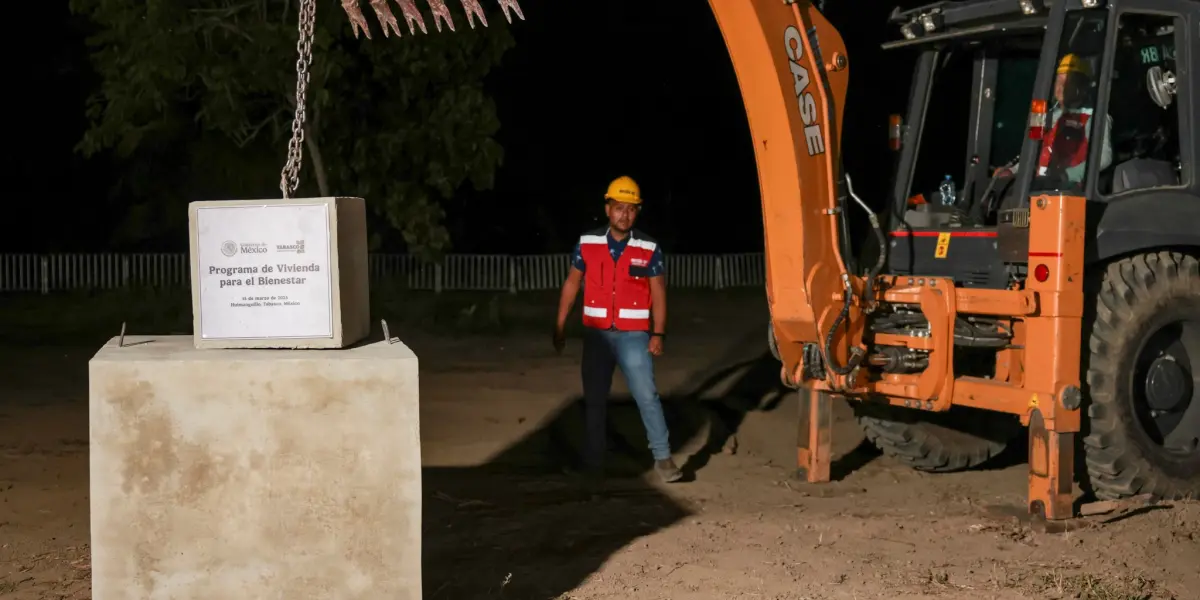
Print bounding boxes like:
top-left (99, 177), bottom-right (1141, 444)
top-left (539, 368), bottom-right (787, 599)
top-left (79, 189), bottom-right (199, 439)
top-left (796, 387), bottom-right (833, 483)
top-left (340, 0), bottom-right (522, 37)
top-left (460, 0), bottom-right (489, 28)
top-left (427, 0), bottom-right (457, 32)
top-left (342, 0), bottom-right (374, 39)
top-left (369, 0), bottom-right (405, 37)
top-left (395, 0), bottom-right (429, 34)
top-left (497, 0), bottom-right (525, 24)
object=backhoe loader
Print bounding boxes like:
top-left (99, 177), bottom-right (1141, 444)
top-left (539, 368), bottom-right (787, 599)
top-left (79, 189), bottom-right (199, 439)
top-left (706, 0), bottom-right (1199, 520)
top-left (335, 0), bottom-right (1197, 520)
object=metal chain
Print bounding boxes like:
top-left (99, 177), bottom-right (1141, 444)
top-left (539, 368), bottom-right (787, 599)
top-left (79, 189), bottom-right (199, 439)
top-left (279, 0), bottom-right (317, 199)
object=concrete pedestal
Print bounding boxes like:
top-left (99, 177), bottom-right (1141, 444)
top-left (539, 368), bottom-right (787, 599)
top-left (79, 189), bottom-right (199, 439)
top-left (88, 335), bottom-right (421, 600)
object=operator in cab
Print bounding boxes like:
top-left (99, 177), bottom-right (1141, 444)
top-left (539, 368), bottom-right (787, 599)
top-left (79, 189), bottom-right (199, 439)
top-left (1000, 53), bottom-right (1113, 187)
top-left (553, 175), bottom-right (683, 484)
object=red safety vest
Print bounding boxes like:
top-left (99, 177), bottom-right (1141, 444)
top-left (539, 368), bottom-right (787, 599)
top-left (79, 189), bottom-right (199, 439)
top-left (578, 228), bottom-right (656, 331)
top-left (1037, 109), bottom-right (1093, 175)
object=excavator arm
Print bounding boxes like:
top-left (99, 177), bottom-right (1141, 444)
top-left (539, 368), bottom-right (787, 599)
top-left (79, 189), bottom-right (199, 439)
top-left (707, 0), bottom-right (864, 388)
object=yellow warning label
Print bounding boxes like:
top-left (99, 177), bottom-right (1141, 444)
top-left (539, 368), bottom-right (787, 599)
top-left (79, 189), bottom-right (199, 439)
top-left (934, 232), bottom-right (951, 259)
top-left (1029, 393), bottom-right (1040, 409)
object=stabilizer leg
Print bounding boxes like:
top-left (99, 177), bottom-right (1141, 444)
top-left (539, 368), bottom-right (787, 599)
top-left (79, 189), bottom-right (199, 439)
top-left (1028, 408), bottom-right (1075, 520)
top-left (796, 387), bottom-right (833, 482)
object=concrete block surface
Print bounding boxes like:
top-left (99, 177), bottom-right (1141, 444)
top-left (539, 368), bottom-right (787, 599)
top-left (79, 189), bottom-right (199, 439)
top-left (88, 336), bottom-right (420, 600)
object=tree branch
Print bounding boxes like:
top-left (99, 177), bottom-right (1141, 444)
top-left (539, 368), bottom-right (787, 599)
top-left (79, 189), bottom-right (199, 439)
top-left (231, 109), bottom-right (283, 148)
top-left (303, 104), bottom-right (331, 197)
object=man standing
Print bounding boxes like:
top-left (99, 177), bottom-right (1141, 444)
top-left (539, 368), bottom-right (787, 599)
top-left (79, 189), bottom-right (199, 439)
top-left (553, 175), bottom-right (683, 484)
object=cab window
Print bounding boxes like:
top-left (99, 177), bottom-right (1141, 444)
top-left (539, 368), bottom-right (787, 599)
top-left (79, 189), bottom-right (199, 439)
top-left (1099, 12), bottom-right (1185, 196)
top-left (909, 47), bottom-right (974, 205)
top-left (908, 46), bottom-right (1038, 207)
top-left (991, 53), bottom-right (1039, 168)
top-left (1029, 9), bottom-right (1109, 194)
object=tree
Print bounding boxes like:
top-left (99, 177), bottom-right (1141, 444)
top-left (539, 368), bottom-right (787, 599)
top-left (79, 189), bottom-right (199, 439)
top-left (70, 0), bottom-right (514, 257)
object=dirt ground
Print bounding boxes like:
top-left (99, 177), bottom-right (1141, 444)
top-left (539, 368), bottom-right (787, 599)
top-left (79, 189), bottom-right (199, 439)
top-left (1, 294), bottom-right (1197, 600)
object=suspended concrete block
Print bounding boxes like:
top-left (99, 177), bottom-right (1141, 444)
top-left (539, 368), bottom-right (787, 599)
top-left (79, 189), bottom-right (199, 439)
top-left (188, 197), bottom-right (370, 349)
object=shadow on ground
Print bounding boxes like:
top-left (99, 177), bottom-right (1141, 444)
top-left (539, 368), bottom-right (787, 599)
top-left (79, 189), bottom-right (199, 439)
top-left (419, 327), bottom-right (886, 599)
top-left (0, 328), bottom-right (1022, 600)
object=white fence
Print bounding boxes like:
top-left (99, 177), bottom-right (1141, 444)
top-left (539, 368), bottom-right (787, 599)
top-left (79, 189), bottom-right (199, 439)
top-left (0, 253), bottom-right (766, 294)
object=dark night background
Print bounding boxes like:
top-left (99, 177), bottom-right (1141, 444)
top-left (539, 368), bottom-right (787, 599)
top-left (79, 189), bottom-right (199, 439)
top-left (8, 0), bottom-right (936, 256)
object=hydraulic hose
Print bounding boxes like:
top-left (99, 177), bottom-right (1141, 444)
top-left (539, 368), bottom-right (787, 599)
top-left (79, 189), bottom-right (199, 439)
top-left (820, 176), bottom-right (883, 378)
top-left (845, 175), bottom-right (887, 311)
top-left (822, 274), bottom-right (863, 376)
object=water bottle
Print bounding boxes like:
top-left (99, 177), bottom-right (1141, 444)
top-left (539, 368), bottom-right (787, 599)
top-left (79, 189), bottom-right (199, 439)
top-left (939, 174), bottom-right (957, 207)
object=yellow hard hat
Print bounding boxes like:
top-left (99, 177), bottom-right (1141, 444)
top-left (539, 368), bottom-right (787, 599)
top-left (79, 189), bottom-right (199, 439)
top-left (604, 175), bottom-right (642, 205)
top-left (1057, 53), bottom-right (1092, 77)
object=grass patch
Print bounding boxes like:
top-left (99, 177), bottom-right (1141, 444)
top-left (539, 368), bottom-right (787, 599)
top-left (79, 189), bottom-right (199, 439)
top-left (0, 287), bottom-right (194, 344)
top-left (0, 285), bottom-right (559, 344)
top-left (1032, 571), bottom-right (1159, 600)
top-left (0, 281), bottom-right (765, 344)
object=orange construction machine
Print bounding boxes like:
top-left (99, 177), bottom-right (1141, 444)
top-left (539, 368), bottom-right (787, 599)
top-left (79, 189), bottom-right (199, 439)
top-left (707, 0), bottom-right (1198, 520)
top-left (333, 0), bottom-right (1196, 520)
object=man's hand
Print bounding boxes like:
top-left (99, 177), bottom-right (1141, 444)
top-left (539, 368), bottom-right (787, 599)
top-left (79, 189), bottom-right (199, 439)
top-left (552, 325), bottom-right (566, 355)
top-left (648, 275), bottom-right (667, 357)
top-left (648, 334), bottom-right (664, 357)
top-left (555, 267), bottom-right (583, 355)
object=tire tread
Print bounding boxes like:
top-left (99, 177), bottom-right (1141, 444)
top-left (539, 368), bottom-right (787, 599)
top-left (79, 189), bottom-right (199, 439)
top-left (857, 407), bottom-right (1018, 473)
top-left (1083, 251), bottom-right (1200, 500)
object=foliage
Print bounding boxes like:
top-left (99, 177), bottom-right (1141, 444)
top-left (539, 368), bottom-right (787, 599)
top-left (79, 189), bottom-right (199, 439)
top-left (69, 0), bottom-right (514, 257)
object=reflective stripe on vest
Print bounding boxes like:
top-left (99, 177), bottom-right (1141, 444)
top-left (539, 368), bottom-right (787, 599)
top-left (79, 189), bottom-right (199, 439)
top-left (579, 232), bottom-right (655, 331)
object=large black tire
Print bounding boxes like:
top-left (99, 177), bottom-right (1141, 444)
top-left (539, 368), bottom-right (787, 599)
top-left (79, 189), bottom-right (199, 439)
top-left (1084, 251), bottom-right (1200, 500)
top-left (855, 403), bottom-right (1023, 472)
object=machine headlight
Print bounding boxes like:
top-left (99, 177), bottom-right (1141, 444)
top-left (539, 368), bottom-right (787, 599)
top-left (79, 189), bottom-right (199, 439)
top-left (920, 11), bottom-right (944, 33)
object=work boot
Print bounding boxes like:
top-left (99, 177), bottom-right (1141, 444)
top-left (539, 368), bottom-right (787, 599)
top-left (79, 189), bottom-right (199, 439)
top-left (654, 458), bottom-right (683, 483)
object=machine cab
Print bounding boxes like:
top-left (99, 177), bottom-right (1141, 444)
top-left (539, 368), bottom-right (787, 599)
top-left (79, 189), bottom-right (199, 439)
top-left (883, 0), bottom-right (1197, 289)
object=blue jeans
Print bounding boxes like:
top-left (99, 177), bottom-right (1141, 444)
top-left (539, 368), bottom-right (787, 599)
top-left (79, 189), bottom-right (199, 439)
top-left (581, 328), bottom-right (672, 464)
